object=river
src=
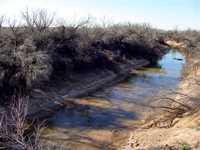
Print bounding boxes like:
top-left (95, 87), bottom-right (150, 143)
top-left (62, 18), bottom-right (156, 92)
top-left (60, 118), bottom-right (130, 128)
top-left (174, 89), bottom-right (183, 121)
top-left (42, 50), bottom-right (185, 150)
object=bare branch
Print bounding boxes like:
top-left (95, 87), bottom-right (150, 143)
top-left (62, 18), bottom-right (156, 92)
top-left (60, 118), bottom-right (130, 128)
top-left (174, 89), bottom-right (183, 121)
top-left (72, 16), bottom-right (90, 31)
top-left (0, 16), bottom-right (5, 33)
top-left (22, 8), bottom-right (54, 32)
top-left (0, 96), bottom-right (45, 150)
top-left (158, 97), bottom-right (192, 110)
top-left (8, 19), bottom-right (18, 34)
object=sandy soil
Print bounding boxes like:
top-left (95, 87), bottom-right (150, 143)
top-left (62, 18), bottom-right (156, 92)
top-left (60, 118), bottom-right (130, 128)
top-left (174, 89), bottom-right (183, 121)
top-left (122, 127), bottom-right (200, 150)
top-left (122, 41), bottom-right (200, 150)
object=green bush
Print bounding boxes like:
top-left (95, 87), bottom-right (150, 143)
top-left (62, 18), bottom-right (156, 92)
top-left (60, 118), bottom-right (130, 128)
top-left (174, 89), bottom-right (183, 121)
top-left (178, 143), bottom-right (191, 150)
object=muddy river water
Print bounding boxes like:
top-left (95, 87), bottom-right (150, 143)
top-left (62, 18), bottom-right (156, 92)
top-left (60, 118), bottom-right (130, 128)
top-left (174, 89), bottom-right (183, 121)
top-left (42, 50), bottom-right (185, 150)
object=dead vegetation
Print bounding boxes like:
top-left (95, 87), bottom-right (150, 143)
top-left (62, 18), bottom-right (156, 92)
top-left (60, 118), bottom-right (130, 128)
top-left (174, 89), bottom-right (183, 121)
top-left (144, 95), bottom-right (198, 128)
top-left (0, 9), bottom-right (167, 105)
top-left (2, 9), bottom-right (200, 150)
top-left (0, 96), bottom-right (41, 149)
top-left (0, 9), bottom-right (170, 149)
top-left (0, 95), bottom-right (65, 150)
top-left (0, 16), bottom-right (4, 33)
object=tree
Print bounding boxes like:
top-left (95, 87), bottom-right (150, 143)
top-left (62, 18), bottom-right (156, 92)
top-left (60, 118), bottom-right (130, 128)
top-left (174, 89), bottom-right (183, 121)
top-left (21, 8), bottom-right (54, 32)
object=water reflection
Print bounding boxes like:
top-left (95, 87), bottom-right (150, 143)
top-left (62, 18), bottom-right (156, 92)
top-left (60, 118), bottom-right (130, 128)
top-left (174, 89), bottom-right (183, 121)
top-left (49, 104), bottom-right (137, 129)
top-left (94, 50), bottom-right (185, 104)
top-left (43, 50), bottom-right (185, 149)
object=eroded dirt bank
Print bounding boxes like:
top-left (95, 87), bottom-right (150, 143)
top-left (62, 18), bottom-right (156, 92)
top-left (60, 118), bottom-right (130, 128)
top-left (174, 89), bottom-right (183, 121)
top-left (27, 59), bottom-right (149, 120)
top-left (123, 76), bottom-right (200, 150)
top-left (122, 41), bottom-right (200, 150)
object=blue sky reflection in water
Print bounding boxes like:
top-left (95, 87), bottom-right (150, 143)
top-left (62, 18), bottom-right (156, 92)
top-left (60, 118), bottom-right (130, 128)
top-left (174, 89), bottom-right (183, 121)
top-left (99, 51), bottom-right (185, 104)
top-left (48, 51), bottom-right (185, 129)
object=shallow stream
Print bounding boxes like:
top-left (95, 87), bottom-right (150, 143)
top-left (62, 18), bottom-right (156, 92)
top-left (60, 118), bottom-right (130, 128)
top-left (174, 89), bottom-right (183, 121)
top-left (42, 50), bottom-right (185, 149)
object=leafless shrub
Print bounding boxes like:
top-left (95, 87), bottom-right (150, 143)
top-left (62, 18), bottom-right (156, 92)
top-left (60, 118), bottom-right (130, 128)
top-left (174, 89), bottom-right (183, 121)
top-left (0, 9), bottom-right (167, 103)
top-left (0, 34), bottom-right (52, 104)
top-left (0, 96), bottom-right (64, 150)
top-left (0, 96), bottom-right (41, 150)
top-left (7, 19), bottom-right (22, 49)
top-left (8, 19), bottom-right (18, 34)
top-left (16, 37), bottom-right (52, 87)
top-left (145, 89), bottom-right (200, 128)
top-left (0, 16), bottom-right (5, 33)
top-left (22, 8), bottom-right (54, 32)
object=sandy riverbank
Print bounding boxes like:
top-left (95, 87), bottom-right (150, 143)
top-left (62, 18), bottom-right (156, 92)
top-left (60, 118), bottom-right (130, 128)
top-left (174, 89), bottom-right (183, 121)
top-left (122, 41), bottom-right (200, 150)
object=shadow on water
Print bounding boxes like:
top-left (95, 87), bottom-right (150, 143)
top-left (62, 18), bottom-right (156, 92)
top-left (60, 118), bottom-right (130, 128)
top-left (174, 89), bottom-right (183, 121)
top-left (48, 104), bottom-right (138, 129)
top-left (42, 50), bottom-right (185, 149)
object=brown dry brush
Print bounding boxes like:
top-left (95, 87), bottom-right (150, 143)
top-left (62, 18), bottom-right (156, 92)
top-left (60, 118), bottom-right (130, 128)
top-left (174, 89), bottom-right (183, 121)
top-left (0, 96), bottom-right (42, 150)
top-left (21, 8), bottom-right (55, 33)
top-left (0, 8), bottom-right (167, 104)
top-left (167, 29), bottom-right (200, 56)
top-left (0, 95), bottom-right (64, 150)
top-left (0, 16), bottom-right (4, 33)
top-left (145, 89), bottom-right (200, 128)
